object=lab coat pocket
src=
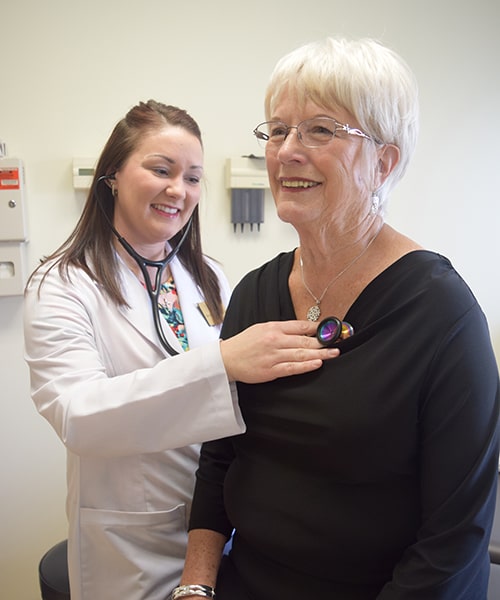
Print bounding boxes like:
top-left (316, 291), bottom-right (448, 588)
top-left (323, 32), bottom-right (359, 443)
top-left (79, 504), bottom-right (187, 600)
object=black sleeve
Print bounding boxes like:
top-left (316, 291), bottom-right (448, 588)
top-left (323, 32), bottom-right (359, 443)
top-left (188, 435), bottom-right (236, 539)
top-left (379, 302), bottom-right (500, 598)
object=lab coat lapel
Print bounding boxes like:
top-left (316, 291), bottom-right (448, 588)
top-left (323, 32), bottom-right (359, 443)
top-left (118, 263), bottom-right (183, 357)
top-left (170, 256), bottom-right (222, 349)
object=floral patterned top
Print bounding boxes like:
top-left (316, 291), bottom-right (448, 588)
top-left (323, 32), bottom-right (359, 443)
top-left (157, 277), bottom-right (189, 351)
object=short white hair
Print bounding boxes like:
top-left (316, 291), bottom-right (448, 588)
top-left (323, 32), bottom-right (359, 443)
top-left (264, 38), bottom-right (419, 207)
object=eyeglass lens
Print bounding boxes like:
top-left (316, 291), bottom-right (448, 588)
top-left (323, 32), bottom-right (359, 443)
top-left (255, 118), bottom-right (338, 148)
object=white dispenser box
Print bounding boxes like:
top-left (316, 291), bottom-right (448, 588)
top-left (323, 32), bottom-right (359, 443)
top-left (0, 157), bottom-right (29, 296)
top-left (0, 158), bottom-right (28, 242)
top-left (0, 242), bottom-right (27, 296)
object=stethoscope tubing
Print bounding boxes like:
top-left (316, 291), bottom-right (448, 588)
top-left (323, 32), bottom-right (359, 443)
top-left (96, 175), bottom-right (354, 356)
top-left (96, 174), bottom-right (193, 356)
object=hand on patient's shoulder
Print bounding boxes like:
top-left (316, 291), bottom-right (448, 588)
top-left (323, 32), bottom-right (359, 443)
top-left (220, 320), bottom-right (339, 383)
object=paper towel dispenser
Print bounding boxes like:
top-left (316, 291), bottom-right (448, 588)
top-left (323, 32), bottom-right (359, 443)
top-left (0, 156), bottom-right (29, 296)
top-left (0, 157), bottom-right (29, 242)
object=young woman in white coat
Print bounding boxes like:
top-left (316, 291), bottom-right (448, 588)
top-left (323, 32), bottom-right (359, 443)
top-left (23, 100), bottom-right (338, 600)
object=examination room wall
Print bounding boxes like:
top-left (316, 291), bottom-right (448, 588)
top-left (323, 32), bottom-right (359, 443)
top-left (0, 1), bottom-right (498, 597)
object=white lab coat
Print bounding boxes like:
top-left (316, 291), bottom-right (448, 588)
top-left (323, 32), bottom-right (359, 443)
top-left (24, 252), bottom-right (244, 600)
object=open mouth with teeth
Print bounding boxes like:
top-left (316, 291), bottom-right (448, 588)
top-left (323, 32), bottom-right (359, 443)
top-left (281, 180), bottom-right (319, 189)
top-left (151, 204), bottom-right (180, 216)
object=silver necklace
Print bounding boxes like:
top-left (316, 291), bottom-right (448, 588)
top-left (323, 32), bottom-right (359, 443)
top-left (299, 224), bottom-right (383, 322)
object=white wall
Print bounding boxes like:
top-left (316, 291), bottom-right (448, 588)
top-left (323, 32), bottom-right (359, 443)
top-left (1, 1), bottom-right (498, 597)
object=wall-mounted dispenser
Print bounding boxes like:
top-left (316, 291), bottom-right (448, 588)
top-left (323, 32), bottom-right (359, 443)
top-left (0, 243), bottom-right (27, 296)
top-left (225, 156), bottom-right (269, 232)
top-left (0, 157), bottom-right (28, 242)
top-left (0, 156), bottom-right (29, 296)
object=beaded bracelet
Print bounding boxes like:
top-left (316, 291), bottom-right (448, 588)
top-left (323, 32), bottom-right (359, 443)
top-left (171, 584), bottom-right (216, 599)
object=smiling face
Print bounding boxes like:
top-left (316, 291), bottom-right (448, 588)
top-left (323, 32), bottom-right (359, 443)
top-left (112, 125), bottom-right (203, 257)
top-left (265, 94), bottom-right (383, 236)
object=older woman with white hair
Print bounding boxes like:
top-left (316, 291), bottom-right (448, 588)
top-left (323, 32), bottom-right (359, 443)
top-left (176, 38), bottom-right (499, 599)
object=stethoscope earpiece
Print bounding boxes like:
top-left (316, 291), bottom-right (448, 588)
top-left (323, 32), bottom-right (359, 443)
top-left (316, 316), bottom-right (354, 347)
top-left (94, 174), bottom-right (193, 356)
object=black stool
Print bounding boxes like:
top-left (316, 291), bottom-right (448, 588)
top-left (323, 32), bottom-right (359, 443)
top-left (39, 540), bottom-right (70, 600)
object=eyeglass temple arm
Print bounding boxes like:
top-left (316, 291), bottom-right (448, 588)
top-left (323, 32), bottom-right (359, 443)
top-left (341, 123), bottom-right (372, 140)
top-left (253, 127), bottom-right (269, 140)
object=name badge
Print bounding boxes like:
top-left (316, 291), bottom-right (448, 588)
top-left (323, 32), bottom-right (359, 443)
top-left (197, 301), bottom-right (216, 326)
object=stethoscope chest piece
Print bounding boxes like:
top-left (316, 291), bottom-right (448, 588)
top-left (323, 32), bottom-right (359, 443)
top-left (316, 316), bottom-right (354, 347)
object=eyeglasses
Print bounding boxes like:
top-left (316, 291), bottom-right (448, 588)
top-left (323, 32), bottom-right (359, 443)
top-left (253, 117), bottom-right (374, 149)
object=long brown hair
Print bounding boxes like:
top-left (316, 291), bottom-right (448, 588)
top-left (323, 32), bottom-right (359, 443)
top-left (28, 100), bottom-right (224, 323)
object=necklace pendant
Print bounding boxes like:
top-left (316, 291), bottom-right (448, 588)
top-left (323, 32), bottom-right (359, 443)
top-left (306, 304), bottom-right (321, 322)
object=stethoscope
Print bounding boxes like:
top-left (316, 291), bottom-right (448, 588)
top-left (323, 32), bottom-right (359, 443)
top-left (96, 176), bottom-right (353, 355)
top-left (316, 316), bottom-right (354, 346)
top-left (97, 174), bottom-right (193, 356)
